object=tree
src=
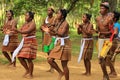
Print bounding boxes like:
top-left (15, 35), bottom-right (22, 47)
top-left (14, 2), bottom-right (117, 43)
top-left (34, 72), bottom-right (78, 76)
top-left (0, 0), bottom-right (120, 29)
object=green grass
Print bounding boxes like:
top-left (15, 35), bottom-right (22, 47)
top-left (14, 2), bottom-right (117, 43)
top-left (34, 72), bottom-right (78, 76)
top-left (34, 56), bottom-right (46, 63)
top-left (0, 58), bottom-right (9, 64)
top-left (36, 30), bottom-right (43, 52)
top-left (0, 51), bottom-right (9, 64)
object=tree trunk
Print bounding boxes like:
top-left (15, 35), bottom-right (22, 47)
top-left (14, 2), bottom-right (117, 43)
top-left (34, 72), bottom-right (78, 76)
top-left (67, 0), bottom-right (79, 13)
top-left (101, 0), bottom-right (117, 11)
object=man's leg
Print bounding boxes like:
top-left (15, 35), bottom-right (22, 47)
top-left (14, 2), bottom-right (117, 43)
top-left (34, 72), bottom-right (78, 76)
top-left (99, 57), bottom-right (109, 80)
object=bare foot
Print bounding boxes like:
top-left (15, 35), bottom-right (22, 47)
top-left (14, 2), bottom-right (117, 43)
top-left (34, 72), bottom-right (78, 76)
top-left (57, 72), bottom-right (64, 80)
top-left (109, 72), bottom-right (117, 78)
top-left (82, 72), bottom-right (87, 75)
top-left (7, 63), bottom-right (16, 68)
top-left (46, 68), bottom-right (54, 73)
top-left (103, 75), bottom-right (110, 80)
top-left (82, 72), bottom-right (91, 76)
top-left (23, 71), bottom-right (29, 78)
top-left (25, 74), bottom-right (33, 79)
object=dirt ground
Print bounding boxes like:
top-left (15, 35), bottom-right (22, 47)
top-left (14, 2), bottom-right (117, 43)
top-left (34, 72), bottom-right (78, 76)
top-left (0, 52), bottom-right (120, 80)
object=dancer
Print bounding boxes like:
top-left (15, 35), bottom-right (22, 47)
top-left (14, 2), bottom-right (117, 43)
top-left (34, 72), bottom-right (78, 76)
top-left (77, 13), bottom-right (95, 76)
top-left (13, 11), bottom-right (37, 78)
top-left (41, 7), bottom-right (55, 72)
top-left (96, 2), bottom-right (114, 80)
top-left (2, 10), bottom-right (18, 67)
top-left (106, 11), bottom-right (120, 78)
top-left (44, 9), bottom-right (71, 80)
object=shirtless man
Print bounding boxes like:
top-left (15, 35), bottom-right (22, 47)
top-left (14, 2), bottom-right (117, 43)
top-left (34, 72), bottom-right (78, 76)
top-left (96, 2), bottom-right (114, 80)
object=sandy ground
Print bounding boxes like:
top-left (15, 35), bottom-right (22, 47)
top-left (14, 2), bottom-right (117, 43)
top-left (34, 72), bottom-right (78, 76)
top-left (0, 52), bottom-right (120, 80)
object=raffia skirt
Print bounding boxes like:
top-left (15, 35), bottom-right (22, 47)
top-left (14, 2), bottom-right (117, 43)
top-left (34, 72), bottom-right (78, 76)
top-left (2, 34), bottom-right (18, 52)
top-left (43, 33), bottom-right (52, 45)
top-left (82, 39), bottom-right (93, 60)
top-left (17, 37), bottom-right (37, 59)
top-left (48, 38), bottom-right (71, 61)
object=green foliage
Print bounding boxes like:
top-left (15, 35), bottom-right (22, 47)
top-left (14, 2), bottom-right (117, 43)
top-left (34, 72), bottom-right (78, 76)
top-left (0, 58), bottom-right (9, 64)
top-left (1, 0), bottom-right (120, 29)
top-left (34, 56), bottom-right (46, 63)
top-left (0, 51), bottom-right (9, 64)
top-left (13, 0), bottom-right (34, 16)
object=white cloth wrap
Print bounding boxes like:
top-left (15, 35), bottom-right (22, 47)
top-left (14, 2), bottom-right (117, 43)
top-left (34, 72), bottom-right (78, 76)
top-left (12, 36), bottom-right (35, 62)
top-left (78, 38), bottom-right (93, 63)
top-left (3, 34), bottom-right (9, 46)
top-left (45, 16), bottom-right (49, 24)
top-left (54, 36), bottom-right (69, 46)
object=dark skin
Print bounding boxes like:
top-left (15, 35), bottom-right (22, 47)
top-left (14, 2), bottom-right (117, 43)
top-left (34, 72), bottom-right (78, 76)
top-left (41, 8), bottom-right (54, 31)
top-left (106, 13), bottom-right (119, 77)
top-left (41, 8), bottom-right (55, 72)
top-left (14, 13), bottom-right (36, 78)
top-left (15, 13), bottom-right (35, 34)
top-left (2, 11), bottom-right (17, 67)
top-left (46, 10), bottom-right (70, 80)
top-left (47, 8), bottom-right (54, 21)
top-left (76, 16), bottom-right (96, 34)
top-left (77, 15), bottom-right (96, 34)
top-left (114, 14), bottom-right (120, 53)
top-left (98, 6), bottom-right (110, 80)
top-left (96, 6), bottom-right (115, 80)
top-left (96, 7), bottom-right (113, 36)
top-left (77, 14), bottom-right (94, 76)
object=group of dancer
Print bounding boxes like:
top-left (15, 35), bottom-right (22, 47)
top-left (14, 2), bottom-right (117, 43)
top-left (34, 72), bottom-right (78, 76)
top-left (0, 1), bottom-right (120, 80)
top-left (76, 2), bottom-right (120, 80)
top-left (1, 10), bottom-right (37, 78)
